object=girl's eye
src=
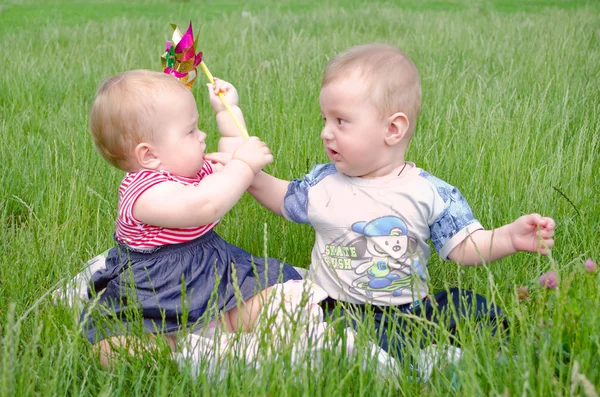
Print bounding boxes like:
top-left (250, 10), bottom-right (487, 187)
top-left (337, 118), bottom-right (345, 125)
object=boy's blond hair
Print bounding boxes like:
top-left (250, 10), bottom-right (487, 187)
top-left (322, 43), bottom-right (422, 135)
top-left (89, 70), bottom-right (188, 170)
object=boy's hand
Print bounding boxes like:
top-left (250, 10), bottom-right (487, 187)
top-left (509, 214), bottom-right (555, 255)
top-left (232, 137), bottom-right (273, 174)
top-left (207, 78), bottom-right (239, 113)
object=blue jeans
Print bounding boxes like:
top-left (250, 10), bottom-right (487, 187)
top-left (319, 288), bottom-right (507, 360)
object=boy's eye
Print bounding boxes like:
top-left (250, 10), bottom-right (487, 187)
top-left (337, 118), bottom-right (345, 125)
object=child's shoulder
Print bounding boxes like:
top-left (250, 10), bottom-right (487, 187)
top-left (121, 168), bottom-right (162, 185)
top-left (416, 168), bottom-right (452, 188)
top-left (119, 169), bottom-right (193, 197)
top-left (415, 169), bottom-right (466, 203)
top-left (303, 163), bottom-right (338, 185)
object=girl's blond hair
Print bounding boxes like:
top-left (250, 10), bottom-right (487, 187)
top-left (89, 70), bottom-right (187, 170)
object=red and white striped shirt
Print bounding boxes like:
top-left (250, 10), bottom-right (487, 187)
top-left (115, 161), bottom-right (218, 248)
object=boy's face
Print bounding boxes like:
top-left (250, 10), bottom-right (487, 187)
top-left (319, 72), bottom-right (392, 178)
top-left (150, 88), bottom-right (207, 178)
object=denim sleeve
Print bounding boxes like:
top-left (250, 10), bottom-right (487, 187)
top-left (420, 171), bottom-right (483, 259)
top-left (282, 163), bottom-right (337, 224)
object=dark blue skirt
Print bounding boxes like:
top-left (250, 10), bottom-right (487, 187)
top-left (82, 231), bottom-right (302, 343)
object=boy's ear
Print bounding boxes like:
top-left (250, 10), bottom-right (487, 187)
top-left (384, 112), bottom-right (409, 146)
top-left (134, 142), bottom-right (161, 170)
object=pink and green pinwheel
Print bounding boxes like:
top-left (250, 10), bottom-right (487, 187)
top-left (161, 22), bottom-right (249, 138)
top-left (161, 23), bottom-right (203, 90)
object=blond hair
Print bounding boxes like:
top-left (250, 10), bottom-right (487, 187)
top-left (322, 43), bottom-right (421, 135)
top-left (89, 70), bottom-right (188, 170)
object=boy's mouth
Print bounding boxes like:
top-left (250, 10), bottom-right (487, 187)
top-left (327, 147), bottom-right (341, 161)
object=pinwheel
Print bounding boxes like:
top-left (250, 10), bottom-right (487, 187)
top-left (162, 22), bottom-right (249, 138)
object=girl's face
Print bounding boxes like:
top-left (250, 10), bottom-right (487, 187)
top-left (151, 88), bottom-right (207, 178)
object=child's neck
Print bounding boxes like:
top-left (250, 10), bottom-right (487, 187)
top-left (358, 159), bottom-right (410, 179)
top-left (394, 161), bottom-right (412, 177)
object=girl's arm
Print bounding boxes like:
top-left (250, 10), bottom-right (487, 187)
top-left (204, 78), bottom-right (288, 216)
top-left (133, 137), bottom-right (271, 228)
top-left (203, 153), bottom-right (290, 218)
top-left (447, 214), bottom-right (555, 266)
top-left (208, 79), bottom-right (247, 154)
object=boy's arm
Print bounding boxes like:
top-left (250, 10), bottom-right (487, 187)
top-left (247, 171), bottom-right (290, 217)
top-left (448, 214), bottom-right (555, 266)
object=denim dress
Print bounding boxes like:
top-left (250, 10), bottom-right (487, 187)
top-left (82, 231), bottom-right (302, 343)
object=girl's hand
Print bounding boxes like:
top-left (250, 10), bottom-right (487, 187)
top-left (207, 77), bottom-right (239, 113)
top-left (509, 214), bottom-right (555, 255)
top-left (232, 137), bottom-right (273, 174)
top-left (204, 152), bottom-right (232, 167)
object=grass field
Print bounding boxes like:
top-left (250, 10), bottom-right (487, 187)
top-left (1, 0), bottom-right (599, 395)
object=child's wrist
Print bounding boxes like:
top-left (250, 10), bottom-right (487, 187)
top-left (216, 105), bottom-right (240, 116)
top-left (499, 224), bottom-right (518, 254)
top-left (216, 106), bottom-right (246, 138)
top-left (228, 158), bottom-right (255, 176)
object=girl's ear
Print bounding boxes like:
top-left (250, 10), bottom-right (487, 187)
top-left (384, 112), bottom-right (409, 146)
top-left (134, 142), bottom-right (161, 170)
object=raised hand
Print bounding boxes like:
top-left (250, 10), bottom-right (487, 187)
top-left (207, 77), bottom-right (239, 113)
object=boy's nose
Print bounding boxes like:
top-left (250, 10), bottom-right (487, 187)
top-left (198, 131), bottom-right (207, 141)
top-left (320, 125), bottom-right (333, 140)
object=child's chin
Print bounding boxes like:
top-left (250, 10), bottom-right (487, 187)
top-left (334, 163), bottom-right (358, 177)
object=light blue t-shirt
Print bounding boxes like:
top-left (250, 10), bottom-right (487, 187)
top-left (282, 163), bottom-right (482, 306)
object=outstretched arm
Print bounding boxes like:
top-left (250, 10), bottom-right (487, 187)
top-left (247, 171), bottom-right (290, 217)
top-left (448, 213), bottom-right (555, 266)
top-left (203, 152), bottom-right (290, 217)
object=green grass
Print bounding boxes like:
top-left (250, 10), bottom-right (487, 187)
top-left (1, 0), bottom-right (599, 395)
